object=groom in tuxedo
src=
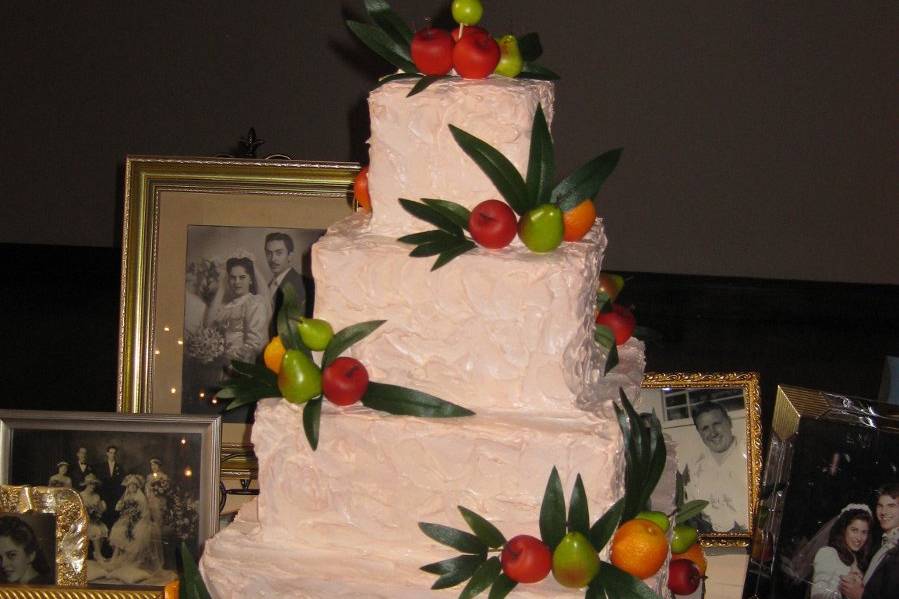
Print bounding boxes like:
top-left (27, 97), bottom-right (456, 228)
top-left (97, 445), bottom-right (123, 531)
top-left (69, 446), bottom-right (93, 490)
top-left (840, 483), bottom-right (899, 599)
top-left (264, 232), bottom-right (306, 335)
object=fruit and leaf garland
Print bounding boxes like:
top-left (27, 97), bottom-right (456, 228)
top-left (418, 389), bottom-right (706, 597)
top-left (594, 272), bottom-right (635, 375)
top-left (398, 104), bottom-right (622, 269)
top-left (346, 0), bottom-right (559, 97)
top-left (215, 283), bottom-right (473, 450)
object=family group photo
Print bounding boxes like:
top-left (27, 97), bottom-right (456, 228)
top-left (181, 225), bottom-right (324, 421)
top-left (8, 429), bottom-right (204, 586)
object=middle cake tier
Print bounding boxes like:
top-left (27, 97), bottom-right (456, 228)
top-left (311, 213), bottom-right (645, 418)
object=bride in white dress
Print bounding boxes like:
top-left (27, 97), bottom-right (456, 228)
top-left (205, 252), bottom-right (270, 366)
top-left (105, 474), bottom-right (163, 583)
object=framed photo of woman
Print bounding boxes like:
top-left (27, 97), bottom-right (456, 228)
top-left (117, 156), bottom-right (357, 478)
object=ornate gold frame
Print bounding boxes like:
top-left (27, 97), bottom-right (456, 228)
top-left (0, 587), bottom-right (166, 598)
top-left (0, 486), bottom-right (87, 587)
top-left (116, 155), bottom-right (358, 477)
top-left (641, 372), bottom-right (762, 547)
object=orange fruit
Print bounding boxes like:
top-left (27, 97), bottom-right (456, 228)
top-left (672, 542), bottom-right (707, 576)
top-left (609, 518), bottom-right (668, 580)
top-left (353, 165), bottom-right (371, 211)
top-left (562, 199), bottom-right (596, 242)
top-left (263, 336), bottom-right (286, 373)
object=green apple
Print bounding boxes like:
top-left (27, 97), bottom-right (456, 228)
top-left (298, 317), bottom-right (334, 351)
top-left (494, 35), bottom-right (523, 78)
top-left (671, 524), bottom-right (699, 554)
top-left (277, 349), bottom-right (322, 404)
top-left (451, 0), bottom-right (483, 26)
top-left (636, 510), bottom-right (670, 533)
top-left (552, 531), bottom-right (600, 588)
top-left (518, 204), bottom-right (564, 253)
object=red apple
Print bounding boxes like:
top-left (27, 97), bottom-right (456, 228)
top-left (451, 25), bottom-right (488, 43)
top-left (500, 535), bottom-right (552, 584)
top-left (452, 30), bottom-right (500, 79)
top-left (468, 199), bottom-right (517, 248)
top-left (322, 357), bottom-right (370, 406)
top-left (411, 27), bottom-right (454, 76)
top-left (667, 559), bottom-right (702, 595)
top-left (595, 304), bottom-right (636, 345)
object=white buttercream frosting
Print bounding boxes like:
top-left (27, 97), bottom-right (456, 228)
top-left (367, 77), bottom-right (555, 237)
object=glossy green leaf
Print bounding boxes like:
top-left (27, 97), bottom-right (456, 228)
top-left (459, 506), bottom-right (506, 548)
top-left (303, 398), bottom-right (322, 451)
top-left (398, 230), bottom-right (454, 245)
top-left (487, 574), bottom-right (518, 599)
top-left (399, 198), bottom-right (464, 236)
top-left (568, 474), bottom-right (590, 536)
top-left (431, 239), bottom-right (476, 270)
top-left (595, 561), bottom-right (663, 599)
top-left (229, 360), bottom-right (277, 384)
top-left (589, 498), bottom-right (624, 552)
top-left (410, 236), bottom-right (468, 257)
top-left (222, 378), bottom-right (280, 411)
top-left (419, 522), bottom-right (487, 554)
top-left (364, 0), bottom-right (413, 45)
top-left (421, 554), bottom-right (486, 590)
top-left (676, 500), bottom-right (710, 524)
top-left (276, 283), bottom-right (306, 354)
top-left (519, 62), bottom-right (560, 80)
top-left (585, 580), bottom-right (608, 599)
top-left (616, 389), bottom-right (651, 520)
top-left (459, 556), bottom-right (501, 599)
top-left (362, 382), bottom-right (475, 417)
top-left (639, 413), bottom-right (667, 512)
top-left (525, 105), bottom-right (555, 208)
top-left (594, 324), bottom-right (615, 349)
top-left (422, 198), bottom-right (472, 231)
top-left (539, 467), bottom-right (566, 550)
top-left (408, 75), bottom-right (448, 97)
top-left (551, 148), bottom-right (622, 212)
top-left (376, 72), bottom-right (421, 87)
top-left (180, 542), bottom-right (213, 599)
top-left (613, 403), bottom-right (638, 517)
top-left (449, 125), bottom-right (529, 215)
top-left (322, 320), bottom-right (386, 368)
top-left (516, 33), bottom-right (543, 62)
top-left (346, 20), bottom-right (417, 73)
top-left (603, 344), bottom-right (619, 375)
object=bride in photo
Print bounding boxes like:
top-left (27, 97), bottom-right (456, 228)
top-left (103, 474), bottom-right (163, 583)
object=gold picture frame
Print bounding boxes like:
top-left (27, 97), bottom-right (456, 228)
top-left (0, 486), bottom-right (87, 587)
top-left (116, 156), bottom-right (358, 477)
top-left (641, 372), bottom-right (762, 547)
top-left (0, 586), bottom-right (167, 598)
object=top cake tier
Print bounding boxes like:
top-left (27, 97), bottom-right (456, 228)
top-left (367, 77), bottom-right (555, 237)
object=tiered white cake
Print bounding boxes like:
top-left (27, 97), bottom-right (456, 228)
top-left (200, 77), bottom-right (655, 598)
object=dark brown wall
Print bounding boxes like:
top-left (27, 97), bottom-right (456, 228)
top-left (1, 1), bottom-right (896, 283)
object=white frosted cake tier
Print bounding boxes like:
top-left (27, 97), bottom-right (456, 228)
top-left (367, 76), bottom-right (555, 237)
top-left (311, 213), bottom-right (645, 418)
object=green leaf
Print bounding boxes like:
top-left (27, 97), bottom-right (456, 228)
top-left (459, 506), bottom-right (506, 548)
top-left (399, 198), bottom-right (464, 235)
top-left (568, 474), bottom-right (590, 536)
top-left (594, 324), bottom-right (615, 349)
top-left (602, 344), bottom-right (619, 375)
top-left (229, 360), bottom-right (277, 384)
top-left (525, 105), bottom-right (555, 209)
top-left (616, 389), bottom-right (651, 520)
top-left (431, 239), bottom-right (477, 270)
top-left (585, 579), bottom-right (608, 599)
top-left (421, 198), bottom-right (472, 231)
top-left (449, 125), bottom-right (529, 215)
top-left (223, 380), bottom-right (278, 411)
top-left (410, 236), bottom-right (469, 257)
top-left (376, 72), bottom-right (421, 87)
top-left (516, 33), bottom-right (543, 62)
top-left (421, 554), bottom-right (486, 590)
top-left (639, 413), bottom-right (667, 513)
top-left (180, 541), bottom-right (213, 599)
top-left (408, 75), bottom-right (448, 97)
top-left (398, 230), bottom-right (454, 245)
top-left (303, 398), bottom-right (322, 451)
top-left (676, 500), bottom-right (710, 524)
top-left (419, 522), bottom-right (487, 554)
top-left (487, 574), bottom-right (517, 599)
top-left (539, 467), bottom-right (566, 550)
top-left (551, 148), bottom-right (622, 212)
top-left (215, 386), bottom-right (236, 399)
top-left (519, 62), bottom-right (561, 80)
top-left (362, 382), bottom-right (475, 417)
top-left (594, 561), bottom-right (663, 599)
top-left (346, 20), bottom-right (417, 73)
top-left (322, 320), bottom-right (386, 368)
top-left (459, 556), bottom-right (501, 599)
top-left (364, 0), bottom-right (413, 45)
top-left (277, 285), bottom-right (305, 354)
top-left (589, 498), bottom-right (624, 552)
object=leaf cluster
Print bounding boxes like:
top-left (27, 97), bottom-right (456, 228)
top-left (397, 198), bottom-right (477, 270)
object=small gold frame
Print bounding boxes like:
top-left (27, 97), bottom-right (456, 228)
top-left (641, 372), bottom-right (762, 547)
top-left (0, 486), bottom-right (88, 587)
top-left (0, 587), bottom-right (166, 598)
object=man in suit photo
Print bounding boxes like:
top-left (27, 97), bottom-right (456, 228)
top-left (264, 232), bottom-right (306, 335)
top-left (97, 445), bottom-right (123, 533)
top-left (69, 446), bottom-right (93, 490)
top-left (840, 482), bottom-right (899, 599)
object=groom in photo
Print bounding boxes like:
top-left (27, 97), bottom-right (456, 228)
top-left (840, 482), bottom-right (899, 599)
top-left (264, 232), bottom-right (306, 335)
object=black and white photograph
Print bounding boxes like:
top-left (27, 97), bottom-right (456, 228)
top-left (0, 512), bottom-right (55, 585)
top-left (181, 225), bottom-right (325, 421)
top-left (0, 411), bottom-right (220, 588)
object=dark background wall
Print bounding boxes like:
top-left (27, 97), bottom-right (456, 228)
top-left (1, 1), bottom-right (896, 283)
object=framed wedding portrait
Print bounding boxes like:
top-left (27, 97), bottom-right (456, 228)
top-left (0, 410), bottom-right (220, 588)
top-left (641, 372), bottom-right (763, 547)
top-left (743, 386), bottom-right (899, 599)
top-left (117, 156), bottom-right (358, 474)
